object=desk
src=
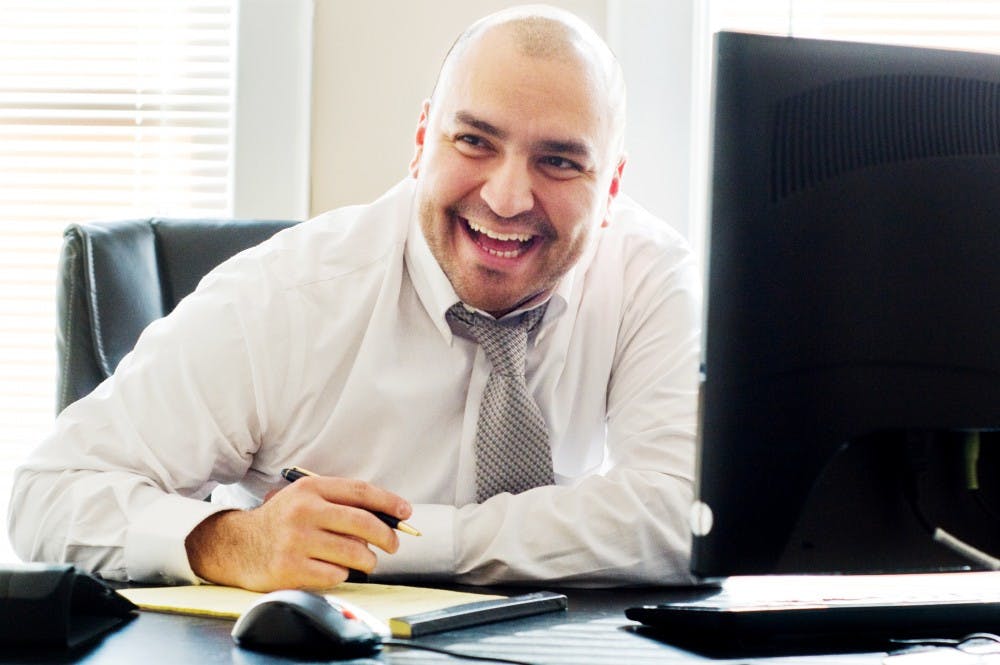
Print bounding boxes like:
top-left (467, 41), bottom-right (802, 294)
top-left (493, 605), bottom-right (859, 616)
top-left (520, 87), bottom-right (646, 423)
top-left (0, 586), bottom-right (893, 664)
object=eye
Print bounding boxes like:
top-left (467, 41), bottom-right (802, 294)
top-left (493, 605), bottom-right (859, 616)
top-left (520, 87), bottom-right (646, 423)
top-left (454, 134), bottom-right (491, 154)
top-left (540, 155), bottom-right (584, 177)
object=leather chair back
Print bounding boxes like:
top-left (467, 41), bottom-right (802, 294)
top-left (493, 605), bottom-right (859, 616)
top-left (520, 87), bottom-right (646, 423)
top-left (56, 217), bottom-right (298, 413)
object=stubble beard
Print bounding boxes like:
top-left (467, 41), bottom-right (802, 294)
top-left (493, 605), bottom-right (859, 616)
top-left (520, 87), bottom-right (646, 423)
top-left (418, 196), bottom-right (589, 316)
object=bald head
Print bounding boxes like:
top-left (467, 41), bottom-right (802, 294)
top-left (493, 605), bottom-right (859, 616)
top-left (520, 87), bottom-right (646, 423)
top-left (432, 5), bottom-right (626, 156)
top-left (409, 6), bottom-right (630, 316)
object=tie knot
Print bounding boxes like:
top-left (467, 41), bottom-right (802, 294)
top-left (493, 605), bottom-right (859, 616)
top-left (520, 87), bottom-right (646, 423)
top-left (446, 302), bottom-right (547, 375)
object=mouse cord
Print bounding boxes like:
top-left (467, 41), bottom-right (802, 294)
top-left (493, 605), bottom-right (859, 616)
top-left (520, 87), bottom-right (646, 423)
top-left (382, 639), bottom-right (537, 665)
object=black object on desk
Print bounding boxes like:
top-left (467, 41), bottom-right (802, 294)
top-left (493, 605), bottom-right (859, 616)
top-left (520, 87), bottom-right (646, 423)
top-left (626, 576), bottom-right (1000, 654)
top-left (232, 589), bottom-right (381, 660)
top-left (0, 563), bottom-right (137, 650)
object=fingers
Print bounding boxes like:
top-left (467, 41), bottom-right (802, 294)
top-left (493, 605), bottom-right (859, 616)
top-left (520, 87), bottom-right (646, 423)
top-left (186, 476), bottom-right (413, 592)
top-left (278, 479), bottom-right (402, 555)
top-left (281, 475), bottom-right (407, 549)
top-left (303, 475), bottom-right (413, 523)
top-left (303, 532), bottom-right (379, 575)
top-left (265, 518), bottom-right (379, 583)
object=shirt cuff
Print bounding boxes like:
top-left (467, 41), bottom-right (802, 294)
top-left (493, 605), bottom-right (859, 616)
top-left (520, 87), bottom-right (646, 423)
top-left (370, 503), bottom-right (455, 581)
top-left (124, 493), bottom-right (230, 585)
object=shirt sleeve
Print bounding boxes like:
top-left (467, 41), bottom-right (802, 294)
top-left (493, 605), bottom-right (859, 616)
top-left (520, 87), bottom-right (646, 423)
top-left (7, 264), bottom-right (267, 584)
top-left (374, 235), bottom-right (702, 586)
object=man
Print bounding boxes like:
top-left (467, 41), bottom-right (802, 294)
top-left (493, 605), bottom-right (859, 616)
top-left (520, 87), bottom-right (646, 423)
top-left (9, 5), bottom-right (700, 590)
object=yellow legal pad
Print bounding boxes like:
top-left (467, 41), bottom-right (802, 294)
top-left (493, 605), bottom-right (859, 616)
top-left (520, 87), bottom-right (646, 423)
top-left (119, 583), bottom-right (505, 637)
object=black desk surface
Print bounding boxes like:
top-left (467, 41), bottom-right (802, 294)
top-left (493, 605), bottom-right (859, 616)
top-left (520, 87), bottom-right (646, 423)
top-left (1, 586), bottom-right (892, 664)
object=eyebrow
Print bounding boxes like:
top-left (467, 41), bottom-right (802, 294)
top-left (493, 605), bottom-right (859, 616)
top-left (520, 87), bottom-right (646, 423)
top-left (453, 110), bottom-right (595, 161)
top-left (455, 111), bottom-right (507, 140)
top-left (536, 138), bottom-right (592, 158)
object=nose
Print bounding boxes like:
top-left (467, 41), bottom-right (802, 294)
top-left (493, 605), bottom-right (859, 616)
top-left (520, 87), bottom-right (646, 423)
top-left (479, 157), bottom-right (535, 218)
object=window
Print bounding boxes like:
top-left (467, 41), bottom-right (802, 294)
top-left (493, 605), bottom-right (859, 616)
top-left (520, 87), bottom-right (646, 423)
top-left (0, 0), bottom-right (237, 560)
top-left (710, 0), bottom-right (1000, 54)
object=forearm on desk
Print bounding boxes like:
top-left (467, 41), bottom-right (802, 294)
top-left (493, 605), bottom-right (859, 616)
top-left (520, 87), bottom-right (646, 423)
top-left (9, 467), bottom-right (225, 584)
top-left (374, 466), bottom-right (694, 586)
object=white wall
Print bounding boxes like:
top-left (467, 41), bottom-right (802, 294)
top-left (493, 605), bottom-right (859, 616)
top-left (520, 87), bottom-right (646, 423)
top-left (233, 0), bottom-right (313, 220)
top-left (309, 1), bottom-right (701, 241)
top-left (608, 0), bottom-right (702, 240)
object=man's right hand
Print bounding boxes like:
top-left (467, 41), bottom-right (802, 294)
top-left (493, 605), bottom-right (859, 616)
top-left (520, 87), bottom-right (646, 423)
top-left (184, 475), bottom-right (413, 591)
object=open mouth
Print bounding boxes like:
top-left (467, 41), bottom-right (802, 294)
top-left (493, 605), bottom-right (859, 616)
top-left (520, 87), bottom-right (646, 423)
top-left (461, 217), bottom-right (540, 259)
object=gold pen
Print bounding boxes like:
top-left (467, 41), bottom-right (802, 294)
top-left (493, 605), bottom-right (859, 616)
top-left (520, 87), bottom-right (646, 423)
top-left (279, 466), bottom-right (422, 536)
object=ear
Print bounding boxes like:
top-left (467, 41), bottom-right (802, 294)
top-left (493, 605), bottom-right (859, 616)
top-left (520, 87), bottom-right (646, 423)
top-left (409, 100), bottom-right (432, 179)
top-left (601, 156), bottom-right (626, 228)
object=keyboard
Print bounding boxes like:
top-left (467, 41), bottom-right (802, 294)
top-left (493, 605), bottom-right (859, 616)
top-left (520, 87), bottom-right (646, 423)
top-left (625, 572), bottom-right (1000, 650)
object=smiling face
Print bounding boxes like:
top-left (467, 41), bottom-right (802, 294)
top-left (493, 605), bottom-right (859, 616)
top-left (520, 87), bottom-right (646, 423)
top-left (410, 17), bottom-right (625, 317)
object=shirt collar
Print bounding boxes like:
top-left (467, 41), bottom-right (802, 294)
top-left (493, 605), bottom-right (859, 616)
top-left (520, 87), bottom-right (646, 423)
top-left (403, 183), bottom-right (464, 343)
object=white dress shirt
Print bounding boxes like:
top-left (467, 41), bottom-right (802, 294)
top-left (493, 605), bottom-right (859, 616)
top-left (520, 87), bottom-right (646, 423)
top-left (9, 177), bottom-right (701, 587)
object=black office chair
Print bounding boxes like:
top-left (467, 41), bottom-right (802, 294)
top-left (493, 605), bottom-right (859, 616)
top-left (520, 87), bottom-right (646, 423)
top-left (55, 217), bottom-right (299, 414)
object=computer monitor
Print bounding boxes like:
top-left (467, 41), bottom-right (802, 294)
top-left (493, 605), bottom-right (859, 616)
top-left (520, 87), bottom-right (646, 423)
top-left (692, 32), bottom-right (1000, 579)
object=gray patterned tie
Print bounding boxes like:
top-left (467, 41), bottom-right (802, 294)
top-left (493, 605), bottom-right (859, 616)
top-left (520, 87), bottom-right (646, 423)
top-left (447, 302), bottom-right (554, 501)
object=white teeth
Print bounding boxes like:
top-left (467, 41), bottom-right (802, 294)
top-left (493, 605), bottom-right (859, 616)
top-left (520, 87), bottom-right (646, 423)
top-left (467, 219), bottom-right (533, 242)
top-left (484, 247), bottom-right (522, 258)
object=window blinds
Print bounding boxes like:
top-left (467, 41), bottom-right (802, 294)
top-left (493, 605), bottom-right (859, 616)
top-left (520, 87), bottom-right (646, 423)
top-left (0, 1), bottom-right (236, 546)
